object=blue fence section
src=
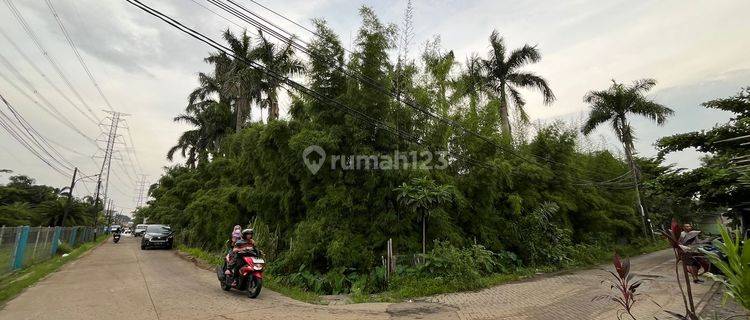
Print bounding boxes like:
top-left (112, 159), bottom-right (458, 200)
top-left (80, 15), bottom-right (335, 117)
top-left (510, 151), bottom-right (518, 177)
top-left (1, 226), bottom-right (97, 276)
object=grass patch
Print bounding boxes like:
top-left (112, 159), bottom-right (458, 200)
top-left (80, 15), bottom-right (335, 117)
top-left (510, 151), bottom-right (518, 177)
top-left (353, 267), bottom-right (540, 303)
top-left (176, 245), bottom-right (326, 305)
top-left (264, 274), bottom-right (326, 304)
top-left (353, 240), bottom-right (667, 303)
top-left (0, 236), bottom-right (105, 305)
top-left (178, 240), bottom-right (668, 305)
top-left (177, 244), bottom-right (223, 266)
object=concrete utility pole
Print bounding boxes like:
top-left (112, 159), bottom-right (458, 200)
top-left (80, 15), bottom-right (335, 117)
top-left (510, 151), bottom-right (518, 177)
top-left (60, 167), bottom-right (77, 227)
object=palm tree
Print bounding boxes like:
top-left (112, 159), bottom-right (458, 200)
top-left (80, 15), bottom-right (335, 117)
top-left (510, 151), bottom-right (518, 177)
top-left (479, 30), bottom-right (555, 137)
top-left (581, 78), bottom-right (674, 236)
top-left (207, 30), bottom-right (261, 131)
top-left (253, 30), bottom-right (304, 122)
top-left (167, 101), bottom-right (233, 167)
top-left (452, 54), bottom-right (484, 113)
top-left (395, 177), bottom-right (455, 254)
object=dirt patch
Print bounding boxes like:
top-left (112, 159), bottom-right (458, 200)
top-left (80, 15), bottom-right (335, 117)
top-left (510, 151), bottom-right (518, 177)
top-left (174, 250), bottom-right (215, 271)
top-left (387, 301), bottom-right (458, 319)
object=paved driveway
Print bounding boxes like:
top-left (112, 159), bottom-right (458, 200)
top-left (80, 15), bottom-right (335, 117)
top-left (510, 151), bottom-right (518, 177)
top-left (424, 249), bottom-right (712, 319)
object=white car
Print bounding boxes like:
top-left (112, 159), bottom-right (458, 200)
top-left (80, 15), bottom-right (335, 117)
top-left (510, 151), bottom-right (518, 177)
top-left (123, 230), bottom-right (132, 236)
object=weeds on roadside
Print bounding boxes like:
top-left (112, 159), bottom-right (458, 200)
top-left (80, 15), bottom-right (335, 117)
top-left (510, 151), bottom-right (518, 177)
top-left (700, 223), bottom-right (750, 312)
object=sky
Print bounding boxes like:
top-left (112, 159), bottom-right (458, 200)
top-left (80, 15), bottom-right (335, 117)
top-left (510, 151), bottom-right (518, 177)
top-left (0, 0), bottom-right (748, 216)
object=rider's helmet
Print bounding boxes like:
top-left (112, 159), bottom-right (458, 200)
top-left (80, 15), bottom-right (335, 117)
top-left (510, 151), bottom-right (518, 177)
top-left (241, 228), bottom-right (254, 239)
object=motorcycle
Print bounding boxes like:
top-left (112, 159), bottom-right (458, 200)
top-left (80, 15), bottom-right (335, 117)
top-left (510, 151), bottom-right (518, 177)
top-left (112, 232), bottom-right (121, 243)
top-left (216, 247), bottom-right (264, 298)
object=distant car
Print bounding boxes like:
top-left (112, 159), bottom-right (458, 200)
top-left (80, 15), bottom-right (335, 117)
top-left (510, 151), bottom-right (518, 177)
top-left (141, 224), bottom-right (174, 250)
top-left (133, 224), bottom-right (148, 237)
top-left (123, 229), bottom-right (132, 235)
top-left (110, 225), bottom-right (122, 233)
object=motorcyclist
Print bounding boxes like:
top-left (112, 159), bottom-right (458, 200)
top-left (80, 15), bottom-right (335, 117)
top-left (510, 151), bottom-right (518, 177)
top-left (226, 229), bottom-right (255, 285)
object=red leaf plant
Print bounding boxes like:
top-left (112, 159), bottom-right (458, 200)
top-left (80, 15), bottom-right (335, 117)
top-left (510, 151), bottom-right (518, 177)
top-left (593, 253), bottom-right (644, 320)
top-left (660, 219), bottom-right (711, 320)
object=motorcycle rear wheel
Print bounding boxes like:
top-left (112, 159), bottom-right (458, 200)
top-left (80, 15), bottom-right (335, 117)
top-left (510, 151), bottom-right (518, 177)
top-left (246, 277), bottom-right (262, 298)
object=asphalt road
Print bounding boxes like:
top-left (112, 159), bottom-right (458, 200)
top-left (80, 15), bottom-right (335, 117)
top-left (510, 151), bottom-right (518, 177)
top-left (0, 236), bottom-right (712, 320)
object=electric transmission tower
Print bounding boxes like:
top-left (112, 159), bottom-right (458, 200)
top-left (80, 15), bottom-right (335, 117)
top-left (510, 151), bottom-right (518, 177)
top-left (134, 174), bottom-right (148, 208)
top-left (92, 110), bottom-right (129, 233)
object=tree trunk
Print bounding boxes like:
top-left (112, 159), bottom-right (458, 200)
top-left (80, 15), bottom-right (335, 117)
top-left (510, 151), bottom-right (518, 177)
top-left (623, 140), bottom-right (650, 238)
top-left (235, 97), bottom-right (249, 132)
top-left (499, 85), bottom-right (512, 140)
top-left (268, 91), bottom-right (279, 122)
top-left (421, 211), bottom-right (426, 254)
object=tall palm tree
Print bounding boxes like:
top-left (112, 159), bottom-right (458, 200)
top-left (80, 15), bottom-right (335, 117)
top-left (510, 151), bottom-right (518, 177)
top-left (167, 101), bottom-right (233, 168)
top-left (479, 30), bottom-right (555, 137)
top-left (422, 44), bottom-right (455, 115)
top-left (452, 54), bottom-right (484, 113)
top-left (581, 78), bottom-right (674, 236)
top-left (253, 30), bottom-right (304, 122)
top-left (208, 29), bottom-right (261, 131)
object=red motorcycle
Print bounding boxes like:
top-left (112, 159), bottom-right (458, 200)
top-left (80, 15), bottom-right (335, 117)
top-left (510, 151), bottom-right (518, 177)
top-left (216, 247), bottom-right (264, 298)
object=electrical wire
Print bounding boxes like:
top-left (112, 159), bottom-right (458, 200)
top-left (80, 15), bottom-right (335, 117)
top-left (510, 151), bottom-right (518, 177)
top-left (0, 98), bottom-right (71, 177)
top-left (207, 0), bottom-right (631, 185)
top-left (0, 27), bottom-right (98, 124)
top-left (124, 0), bottom-right (495, 171)
top-left (0, 54), bottom-right (97, 144)
top-left (44, 0), bottom-right (109, 117)
top-left (0, 93), bottom-right (74, 171)
top-left (3, 0), bottom-right (98, 122)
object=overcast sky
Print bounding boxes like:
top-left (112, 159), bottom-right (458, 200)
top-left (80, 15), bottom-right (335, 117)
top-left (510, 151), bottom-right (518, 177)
top-left (0, 0), bottom-right (748, 216)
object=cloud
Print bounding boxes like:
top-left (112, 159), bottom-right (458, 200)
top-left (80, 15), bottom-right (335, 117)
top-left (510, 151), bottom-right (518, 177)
top-left (1, 0), bottom-right (748, 211)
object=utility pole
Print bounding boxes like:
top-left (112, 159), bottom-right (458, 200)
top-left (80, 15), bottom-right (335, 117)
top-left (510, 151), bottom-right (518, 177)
top-left (92, 179), bottom-right (101, 238)
top-left (60, 167), bottom-right (77, 227)
top-left (105, 199), bottom-right (114, 233)
top-left (134, 174), bottom-right (148, 208)
top-left (93, 110), bottom-right (128, 235)
top-left (60, 169), bottom-right (99, 227)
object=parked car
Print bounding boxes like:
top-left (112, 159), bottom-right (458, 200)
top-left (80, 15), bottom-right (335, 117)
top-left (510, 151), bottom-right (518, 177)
top-left (133, 224), bottom-right (148, 237)
top-left (141, 224), bottom-right (174, 250)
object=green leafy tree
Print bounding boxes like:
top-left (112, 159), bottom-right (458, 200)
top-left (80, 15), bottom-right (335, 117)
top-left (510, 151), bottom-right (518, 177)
top-left (582, 79), bottom-right (674, 236)
top-left (395, 177), bottom-right (456, 254)
top-left (657, 87), bottom-right (750, 217)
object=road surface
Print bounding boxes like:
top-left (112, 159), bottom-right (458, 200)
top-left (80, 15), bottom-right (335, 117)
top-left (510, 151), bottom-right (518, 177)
top-left (0, 236), bottom-right (711, 319)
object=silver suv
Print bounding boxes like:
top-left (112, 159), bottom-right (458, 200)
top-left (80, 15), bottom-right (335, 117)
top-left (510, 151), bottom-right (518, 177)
top-left (133, 224), bottom-right (148, 237)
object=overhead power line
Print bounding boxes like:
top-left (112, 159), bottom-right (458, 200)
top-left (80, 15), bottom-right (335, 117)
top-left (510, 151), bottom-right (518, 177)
top-left (0, 55), bottom-right (97, 144)
top-left (0, 93), bottom-right (72, 177)
top-left (0, 27), bottom-right (98, 124)
top-left (0, 94), bottom-right (74, 171)
top-left (125, 0), bottom-right (505, 172)
top-left (206, 0), bottom-right (629, 185)
top-left (43, 0), bottom-right (110, 116)
top-left (3, 0), bottom-right (99, 122)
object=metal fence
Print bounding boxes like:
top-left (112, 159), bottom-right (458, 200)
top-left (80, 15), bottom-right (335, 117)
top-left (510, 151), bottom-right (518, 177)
top-left (0, 226), bottom-right (97, 276)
